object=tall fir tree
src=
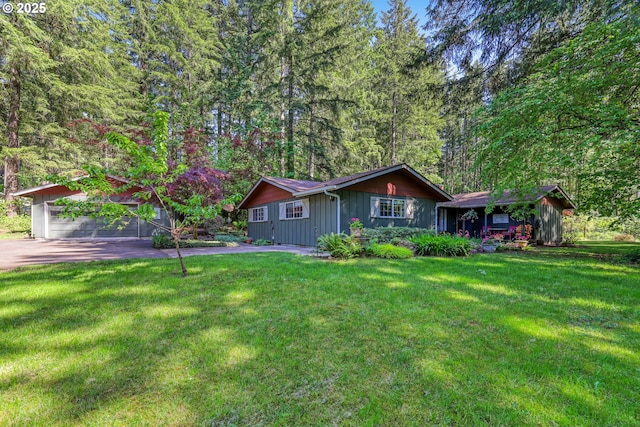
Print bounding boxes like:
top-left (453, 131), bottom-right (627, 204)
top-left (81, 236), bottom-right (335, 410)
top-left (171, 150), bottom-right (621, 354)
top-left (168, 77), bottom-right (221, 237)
top-left (0, 0), bottom-right (141, 215)
top-left (374, 0), bottom-right (444, 178)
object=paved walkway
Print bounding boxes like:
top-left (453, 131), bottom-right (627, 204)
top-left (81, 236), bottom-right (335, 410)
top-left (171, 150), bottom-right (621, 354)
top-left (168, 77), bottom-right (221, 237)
top-left (0, 238), bottom-right (322, 272)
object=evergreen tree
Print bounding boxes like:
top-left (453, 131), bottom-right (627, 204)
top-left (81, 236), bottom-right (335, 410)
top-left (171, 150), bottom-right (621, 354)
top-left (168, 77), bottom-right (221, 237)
top-left (0, 0), bottom-right (140, 215)
top-left (374, 0), bottom-right (444, 178)
top-left (438, 62), bottom-right (485, 194)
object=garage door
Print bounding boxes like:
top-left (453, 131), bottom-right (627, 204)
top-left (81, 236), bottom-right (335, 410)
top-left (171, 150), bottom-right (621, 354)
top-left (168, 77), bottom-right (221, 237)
top-left (46, 204), bottom-right (139, 238)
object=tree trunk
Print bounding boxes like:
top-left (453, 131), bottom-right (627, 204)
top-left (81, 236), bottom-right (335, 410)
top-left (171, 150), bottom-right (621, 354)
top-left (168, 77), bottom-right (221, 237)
top-left (172, 228), bottom-right (188, 276)
top-left (4, 65), bottom-right (21, 217)
top-left (308, 97), bottom-right (315, 179)
top-left (286, 51), bottom-right (295, 178)
top-left (391, 90), bottom-right (397, 165)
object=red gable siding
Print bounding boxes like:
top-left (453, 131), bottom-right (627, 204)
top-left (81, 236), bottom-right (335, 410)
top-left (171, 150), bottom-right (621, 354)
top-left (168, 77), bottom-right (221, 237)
top-left (243, 182), bottom-right (293, 207)
top-left (541, 196), bottom-right (563, 208)
top-left (343, 170), bottom-right (438, 199)
top-left (33, 186), bottom-right (81, 197)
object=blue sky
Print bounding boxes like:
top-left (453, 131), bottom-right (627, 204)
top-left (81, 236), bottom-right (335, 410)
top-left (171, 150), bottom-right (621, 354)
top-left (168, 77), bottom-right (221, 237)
top-left (370, 0), bottom-right (430, 29)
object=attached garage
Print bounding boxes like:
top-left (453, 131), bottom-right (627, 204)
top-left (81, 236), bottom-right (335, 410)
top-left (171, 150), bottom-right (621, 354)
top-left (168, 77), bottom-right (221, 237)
top-left (13, 178), bottom-right (169, 239)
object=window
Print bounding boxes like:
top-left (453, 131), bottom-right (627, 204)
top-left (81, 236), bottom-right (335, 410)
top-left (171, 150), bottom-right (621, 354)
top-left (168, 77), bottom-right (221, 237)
top-left (249, 206), bottom-right (268, 223)
top-left (279, 199), bottom-right (310, 220)
top-left (371, 197), bottom-right (411, 219)
top-left (493, 213), bottom-right (509, 224)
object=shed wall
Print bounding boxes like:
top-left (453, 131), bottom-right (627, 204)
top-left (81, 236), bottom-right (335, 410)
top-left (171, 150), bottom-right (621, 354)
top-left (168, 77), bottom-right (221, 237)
top-left (538, 198), bottom-right (563, 245)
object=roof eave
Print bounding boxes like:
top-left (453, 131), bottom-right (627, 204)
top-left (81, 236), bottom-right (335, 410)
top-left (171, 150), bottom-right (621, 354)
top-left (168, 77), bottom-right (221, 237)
top-left (292, 185), bottom-right (338, 197)
top-left (11, 175), bottom-right (88, 197)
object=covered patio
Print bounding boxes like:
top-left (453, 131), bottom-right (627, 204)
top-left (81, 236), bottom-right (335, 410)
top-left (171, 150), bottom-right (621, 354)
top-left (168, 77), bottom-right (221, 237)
top-left (436, 185), bottom-right (576, 245)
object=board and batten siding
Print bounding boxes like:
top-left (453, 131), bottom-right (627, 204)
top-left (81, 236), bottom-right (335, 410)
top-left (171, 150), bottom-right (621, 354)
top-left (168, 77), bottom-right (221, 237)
top-left (338, 190), bottom-right (436, 232)
top-left (538, 197), bottom-right (564, 245)
top-left (247, 193), bottom-right (337, 246)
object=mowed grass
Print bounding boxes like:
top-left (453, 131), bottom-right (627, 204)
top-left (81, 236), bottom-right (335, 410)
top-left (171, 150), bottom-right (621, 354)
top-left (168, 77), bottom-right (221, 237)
top-left (1, 245), bottom-right (639, 426)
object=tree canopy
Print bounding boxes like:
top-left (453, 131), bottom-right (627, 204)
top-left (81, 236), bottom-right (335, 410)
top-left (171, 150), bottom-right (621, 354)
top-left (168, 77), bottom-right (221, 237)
top-left (2, 0), bottom-right (638, 223)
top-left (476, 11), bottom-right (640, 219)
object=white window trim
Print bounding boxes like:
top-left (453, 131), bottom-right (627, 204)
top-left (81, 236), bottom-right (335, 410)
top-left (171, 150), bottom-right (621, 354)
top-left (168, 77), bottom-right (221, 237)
top-left (278, 199), bottom-right (310, 220)
top-left (370, 196), bottom-right (414, 219)
top-left (493, 213), bottom-right (509, 224)
top-left (248, 206), bottom-right (268, 223)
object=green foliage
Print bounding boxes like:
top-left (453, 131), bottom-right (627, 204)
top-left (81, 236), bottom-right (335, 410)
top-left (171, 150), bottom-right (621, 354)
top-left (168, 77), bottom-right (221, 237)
top-left (621, 249), bottom-right (640, 264)
top-left (151, 234), bottom-right (230, 249)
top-left (213, 234), bottom-right (245, 243)
top-left (367, 243), bottom-right (413, 259)
top-left (562, 230), bottom-right (580, 246)
top-left (0, 201), bottom-right (30, 233)
top-left (0, 215), bottom-right (30, 233)
top-left (317, 233), bottom-right (363, 259)
top-left (373, 0), bottom-right (444, 173)
top-left (410, 234), bottom-right (472, 257)
top-left (253, 239), bottom-right (272, 246)
top-left (362, 227), bottom-right (435, 244)
top-left (50, 111), bottom-right (233, 276)
top-left (1, 0), bottom-right (142, 201)
top-left (152, 234), bottom-right (172, 249)
top-left (564, 215), bottom-right (640, 241)
top-left (476, 12), bottom-right (640, 220)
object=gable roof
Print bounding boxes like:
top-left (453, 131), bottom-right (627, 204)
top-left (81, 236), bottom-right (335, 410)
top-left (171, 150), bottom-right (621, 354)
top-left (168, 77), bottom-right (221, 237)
top-left (440, 185), bottom-right (576, 209)
top-left (12, 175), bottom-right (130, 198)
top-left (238, 164), bottom-right (453, 209)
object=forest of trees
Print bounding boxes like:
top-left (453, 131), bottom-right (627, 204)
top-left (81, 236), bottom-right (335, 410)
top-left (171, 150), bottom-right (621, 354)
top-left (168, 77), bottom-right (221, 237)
top-left (1, 0), bottom-right (638, 220)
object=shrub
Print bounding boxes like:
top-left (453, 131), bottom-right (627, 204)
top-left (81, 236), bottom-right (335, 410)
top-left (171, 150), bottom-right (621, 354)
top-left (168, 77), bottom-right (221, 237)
top-left (152, 234), bottom-right (172, 248)
top-left (253, 238), bottom-right (272, 246)
top-left (213, 234), bottom-right (246, 243)
top-left (0, 201), bottom-right (31, 233)
top-left (368, 243), bottom-right (413, 259)
top-left (317, 233), bottom-right (362, 259)
top-left (621, 248), bottom-right (640, 264)
top-left (410, 234), bottom-right (471, 257)
top-left (204, 215), bottom-right (225, 235)
top-left (614, 233), bottom-right (636, 242)
top-left (562, 229), bottom-right (579, 245)
top-left (361, 227), bottom-right (435, 243)
top-left (152, 234), bottom-right (231, 249)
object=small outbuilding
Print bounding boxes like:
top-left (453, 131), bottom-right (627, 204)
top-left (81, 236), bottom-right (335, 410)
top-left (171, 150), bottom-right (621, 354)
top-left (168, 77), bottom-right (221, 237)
top-left (438, 185), bottom-right (576, 245)
top-left (237, 164), bottom-right (453, 246)
top-left (12, 176), bottom-right (169, 239)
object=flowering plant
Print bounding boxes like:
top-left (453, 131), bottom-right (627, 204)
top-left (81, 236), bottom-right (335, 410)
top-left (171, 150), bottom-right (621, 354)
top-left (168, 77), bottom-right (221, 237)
top-left (460, 209), bottom-right (479, 221)
top-left (349, 217), bottom-right (363, 228)
top-left (516, 235), bottom-right (528, 240)
top-left (482, 233), bottom-right (504, 245)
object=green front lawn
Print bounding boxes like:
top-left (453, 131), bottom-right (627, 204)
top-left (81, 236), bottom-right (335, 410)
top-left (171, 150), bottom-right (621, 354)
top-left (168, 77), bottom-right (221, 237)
top-left (1, 245), bottom-right (639, 426)
top-left (535, 240), bottom-right (640, 259)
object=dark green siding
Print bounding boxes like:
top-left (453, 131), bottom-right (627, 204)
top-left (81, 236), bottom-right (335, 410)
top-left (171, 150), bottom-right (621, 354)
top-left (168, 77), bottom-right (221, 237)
top-left (247, 193), bottom-right (337, 246)
top-left (338, 190), bottom-right (436, 233)
top-left (538, 202), bottom-right (563, 245)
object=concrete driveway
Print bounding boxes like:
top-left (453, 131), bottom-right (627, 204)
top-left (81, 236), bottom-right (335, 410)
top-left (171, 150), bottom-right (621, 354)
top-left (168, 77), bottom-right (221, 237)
top-left (0, 238), bottom-right (321, 271)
